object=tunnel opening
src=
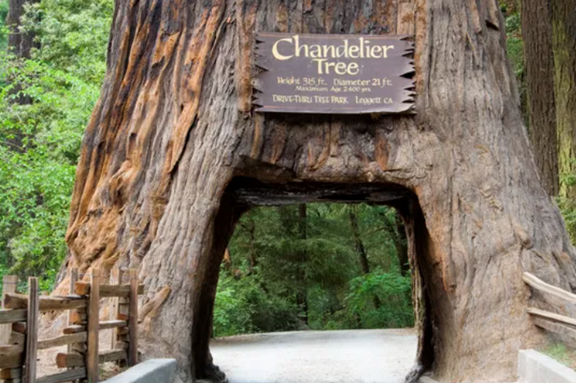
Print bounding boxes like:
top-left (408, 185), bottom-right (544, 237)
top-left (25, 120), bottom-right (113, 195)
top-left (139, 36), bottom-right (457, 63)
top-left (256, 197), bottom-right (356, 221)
top-left (197, 177), bottom-right (437, 382)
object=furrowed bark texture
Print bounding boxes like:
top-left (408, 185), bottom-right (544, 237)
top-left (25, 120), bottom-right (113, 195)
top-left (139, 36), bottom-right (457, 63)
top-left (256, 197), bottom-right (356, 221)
top-left (59, 1), bottom-right (576, 382)
top-left (521, 0), bottom-right (558, 196)
top-left (552, 0), bottom-right (576, 199)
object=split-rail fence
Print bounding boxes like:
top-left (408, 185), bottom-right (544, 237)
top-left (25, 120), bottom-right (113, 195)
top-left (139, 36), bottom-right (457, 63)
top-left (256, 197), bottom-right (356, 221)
top-left (524, 271), bottom-right (576, 346)
top-left (0, 269), bottom-right (143, 383)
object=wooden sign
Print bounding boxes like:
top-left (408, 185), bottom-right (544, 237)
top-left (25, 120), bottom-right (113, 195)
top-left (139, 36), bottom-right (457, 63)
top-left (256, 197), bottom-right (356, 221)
top-left (254, 33), bottom-right (415, 115)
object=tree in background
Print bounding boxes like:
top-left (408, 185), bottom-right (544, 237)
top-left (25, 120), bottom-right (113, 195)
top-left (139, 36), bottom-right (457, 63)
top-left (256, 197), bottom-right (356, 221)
top-left (214, 203), bottom-right (413, 337)
top-left (553, 0), bottom-right (576, 199)
top-left (521, 0), bottom-right (558, 196)
top-left (0, 2), bottom-right (8, 50)
top-left (517, 0), bottom-right (576, 238)
top-left (6, 0), bottom-right (37, 59)
top-left (0, 0), bottom-right (113, 287)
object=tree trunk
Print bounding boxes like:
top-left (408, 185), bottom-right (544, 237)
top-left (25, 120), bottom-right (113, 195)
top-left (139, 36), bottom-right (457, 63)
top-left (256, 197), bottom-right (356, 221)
top-left (377, 209), bottom-right (411, 276)
top-left (239, 214), bottom-right (257, 274)
top-left (552, 0), bottom-right (576, 198)
top-left (6, 0), bottom-right (37, 58)
top-left (349, 205), bottom-right (381, 311)
top-left (57, 1), bottom-right (576, 383)
top-left (521, 0), bottom-right (558, 196)
top-left (393, 213), bottom-right (410, 276)
top-left (349, 206), bottom-right (370, 275)
top-left (296, 203), bottom-right (308, 325)
top-left (6, 0), bottom-right (38, 106)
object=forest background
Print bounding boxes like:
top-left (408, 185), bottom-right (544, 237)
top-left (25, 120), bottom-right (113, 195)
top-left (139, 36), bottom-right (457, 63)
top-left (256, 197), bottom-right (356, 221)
top-left (0, 0), bottom-right (571, 337)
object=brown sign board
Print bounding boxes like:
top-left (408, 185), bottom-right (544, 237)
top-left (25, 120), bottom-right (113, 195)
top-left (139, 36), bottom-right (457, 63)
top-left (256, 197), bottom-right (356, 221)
top-left (254, 33), bottom-right (415, 115)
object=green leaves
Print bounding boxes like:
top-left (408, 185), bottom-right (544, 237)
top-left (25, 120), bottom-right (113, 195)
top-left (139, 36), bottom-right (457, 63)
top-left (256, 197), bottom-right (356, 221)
top-left (21, 0), bottom-right (113, 83)
top-left (346, 270), bottom-right (414, 329)
top-left (0, 56), bottom-right (94, 283)
top-left (0, 0), bottom-right (112, 287)
top-left (0, 0), bottom-right (8, 51)
top-left (216, 203), bottom-right (414, 336)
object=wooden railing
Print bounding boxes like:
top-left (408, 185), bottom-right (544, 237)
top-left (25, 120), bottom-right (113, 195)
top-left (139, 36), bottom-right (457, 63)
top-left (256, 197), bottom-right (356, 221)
top-left (524, 271), bottom-right (576, 346)
top-left (0, 269), bottom-right (143, 383)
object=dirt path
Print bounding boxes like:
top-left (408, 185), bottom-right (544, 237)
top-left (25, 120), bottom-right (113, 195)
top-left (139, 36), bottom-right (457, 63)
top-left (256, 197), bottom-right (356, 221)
top-left (210, 328), bottom-right (417, 383)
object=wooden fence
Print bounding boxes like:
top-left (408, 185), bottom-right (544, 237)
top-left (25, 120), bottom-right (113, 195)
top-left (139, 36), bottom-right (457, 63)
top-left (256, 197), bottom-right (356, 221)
top-left (524, 271), bottom-right (576, 346)
top-left (0, 269), bottom-right (143, 383)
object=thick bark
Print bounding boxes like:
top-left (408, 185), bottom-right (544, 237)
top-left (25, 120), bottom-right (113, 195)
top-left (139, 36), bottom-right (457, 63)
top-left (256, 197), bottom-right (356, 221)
top-left (552, 0), bottom-right (576, 198)
top-left (56, 1), bottom-right (576, 382)
top-left (521, 0), bottom-right (559, 196)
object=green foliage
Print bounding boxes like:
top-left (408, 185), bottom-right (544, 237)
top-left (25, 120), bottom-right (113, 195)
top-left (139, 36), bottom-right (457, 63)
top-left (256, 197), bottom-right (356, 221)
top-left (557, 158), bottom-right (576, 242)
top-left (540, 342), bottom-right (576, 369)
top-left (346, 269), bottom-right (413, 329)
top-left (21, 0), bottom-right (114, 82)
top-left (558, 196), bottom-right (576, 243)
top-left (0, 0), bottom-right (112, 288)
top-left (501, 2), bottom-right (527, 123)
top-left (216, 203), bottom-right (414, 336)
top-left (0, 57), bottom-right (97, 282)
top-left (0, 0), bottom-right (8, 51)
top-left (214, 273), bottom-right (302, 337)
top-left (213, 277), bottom-right (255, 337)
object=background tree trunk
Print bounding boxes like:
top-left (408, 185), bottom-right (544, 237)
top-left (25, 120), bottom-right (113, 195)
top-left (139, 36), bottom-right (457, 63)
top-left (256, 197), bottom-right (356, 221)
top-left (349, 206), bottom-right (370, 275)
top-left (521, 0), bottom-right (558, 196)
top-left (6, 0), bottom-right (36, 58)
top-left (57, 1), bottom-right (576, 383)
top-left (296, 203), bottom-right (309, 325)
top-left (349, 205), bottom-right (381, 311)
top-left (552, 0), bottom-right (576, 198)
top-left (393, 214), bottom-right (410, 276)
top-left (6, 0), bottom-right (38, 106)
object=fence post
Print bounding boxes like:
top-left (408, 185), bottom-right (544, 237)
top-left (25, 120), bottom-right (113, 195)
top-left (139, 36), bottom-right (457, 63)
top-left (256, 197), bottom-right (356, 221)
top-left (68, 268), bottom-right (78, 356)
top-left (128, 269), bottom-right (139, 366)
top-left (110, 268), bottom-right (123, 349)
top-left (87, 270), bottom-right (100, 383)
top-left (24, 277), bottom-right (39, 383)
top-left (1, 275), bottom-right (18, 344)
top-left (115, 269), bottom-right (129, 368)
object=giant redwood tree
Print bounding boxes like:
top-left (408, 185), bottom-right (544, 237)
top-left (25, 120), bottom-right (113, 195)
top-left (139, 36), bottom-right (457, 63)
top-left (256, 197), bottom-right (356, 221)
top-left (55, 1), bottom-right (576, 382)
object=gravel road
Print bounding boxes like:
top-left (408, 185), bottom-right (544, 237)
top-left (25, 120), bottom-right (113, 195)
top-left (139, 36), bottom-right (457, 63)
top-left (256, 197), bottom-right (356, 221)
top-left (210, 328), bottom-right (417, 383)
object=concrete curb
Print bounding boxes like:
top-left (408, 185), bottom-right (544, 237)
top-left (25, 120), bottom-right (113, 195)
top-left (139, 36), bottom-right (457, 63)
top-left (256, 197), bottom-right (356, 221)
top-left (102, 359), bottom-right (177, 383)
top-left (518, 349), bottom-right (576, 383)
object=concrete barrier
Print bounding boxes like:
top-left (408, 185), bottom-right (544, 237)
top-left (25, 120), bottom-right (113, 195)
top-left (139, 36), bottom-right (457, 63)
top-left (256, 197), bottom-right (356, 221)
top-left (102, 359), bottom-right (177, 383)
top-left (518, 349), bottom-right (576, 383)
